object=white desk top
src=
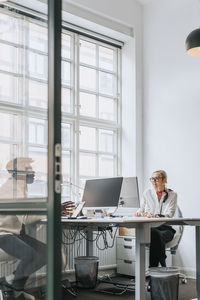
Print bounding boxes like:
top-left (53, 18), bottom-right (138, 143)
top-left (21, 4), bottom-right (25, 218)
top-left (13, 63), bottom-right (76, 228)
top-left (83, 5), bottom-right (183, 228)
top-left (60, 216), bottom-right (200, 226)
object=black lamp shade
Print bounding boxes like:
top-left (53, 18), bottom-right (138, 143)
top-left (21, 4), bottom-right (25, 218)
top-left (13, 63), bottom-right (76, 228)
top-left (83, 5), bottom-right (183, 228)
top-left (186, 28), bottom-right (200, 56)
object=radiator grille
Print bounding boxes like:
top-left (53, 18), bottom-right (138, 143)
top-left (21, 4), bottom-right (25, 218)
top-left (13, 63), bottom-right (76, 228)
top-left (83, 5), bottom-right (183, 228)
top-left (62, 229), bottom-right (116, 271)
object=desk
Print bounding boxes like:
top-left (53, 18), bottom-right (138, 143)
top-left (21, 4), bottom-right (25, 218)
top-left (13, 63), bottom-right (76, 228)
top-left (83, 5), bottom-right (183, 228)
top-left (62, 216), bottom-right (200, 300)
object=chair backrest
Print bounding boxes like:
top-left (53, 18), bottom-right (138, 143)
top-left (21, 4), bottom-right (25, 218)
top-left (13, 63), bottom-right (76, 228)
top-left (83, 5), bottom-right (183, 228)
top-left (165, 205), bottom-right (184, 254)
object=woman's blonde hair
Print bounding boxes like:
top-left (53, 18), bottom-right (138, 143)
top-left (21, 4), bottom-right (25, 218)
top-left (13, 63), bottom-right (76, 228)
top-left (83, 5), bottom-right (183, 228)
top-left (152, 170), bottom-right (167, 180)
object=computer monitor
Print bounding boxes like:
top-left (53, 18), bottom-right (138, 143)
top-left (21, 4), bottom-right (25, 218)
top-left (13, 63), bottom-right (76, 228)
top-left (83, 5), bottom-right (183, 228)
top-left (119, 177), bottom-right (140, 208)
top-left (82, 177), bottom-right (123, 209)
top-left (113, 177), bottom-right (140, 216)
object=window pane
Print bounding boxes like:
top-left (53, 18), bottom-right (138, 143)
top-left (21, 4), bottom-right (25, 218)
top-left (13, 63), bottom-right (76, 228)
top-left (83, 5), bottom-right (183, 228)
top-left (28, 22), bottom-right (47, 52)
top-left (80, 92), bottom-right (96, 118)
top-left (62, 123), bottom-right (71, 149)
top-left (28, 148), bottom-right (47, 197)
top-left (99, 155), bottom-right (114, 177)
top-left (99, 71), bottom-right (114, 96)
top-left (80, 126), bottom-right (96, 151)
top-left (62, 181), bottom-right (71, 202)
top-left (28, 118), bottom-right (47, 145)
top-left (62, 61), bottom-right (70, 85)
top-left (62, 88), bottom-right (71, 113)
top-left (99, 129), bottom-right (114, 153)
top-left (0, 13), bottom-right (19, 44)
top-left (0, 112), bottom-right (21, 140)
top-left (28, 80), bottom-right (47, 108)
top-left (0, 44), bottom-right (18, 73)
top-left (29, 149), bottom-right (47, 176)
top-left (62, 151), bottom-right (71, 201)
top-left (62, 152), bottom-right (71, 177)
top-left (0, 144), bottom-right (15, 187)
top-left (28, 51), bottom-right (47, 80)
top-left (80, 153), bottom-right (96, 177)
top-left (0, 13), bottom-right (49, 202)
top-left (0, 153), bottom-right (47, 199)
top-left (62, 33), bottom-right (71, 59)
top-left (99, 96), bottom-right (115, 121)
top-left (0, 73), bottom-right (19, 103)
top-left (80, 40), bottom-right (96, 66)
top-left (80, 66), bottom-right (96, 91)
top-left (99, 46), bottom-right (114, 71)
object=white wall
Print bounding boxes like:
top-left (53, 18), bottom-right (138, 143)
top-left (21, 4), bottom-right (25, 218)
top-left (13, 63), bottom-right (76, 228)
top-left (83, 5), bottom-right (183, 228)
top-left (143, 0), bottom-right (200, 276)
top-left (69, 0), bottom-right (141, 27)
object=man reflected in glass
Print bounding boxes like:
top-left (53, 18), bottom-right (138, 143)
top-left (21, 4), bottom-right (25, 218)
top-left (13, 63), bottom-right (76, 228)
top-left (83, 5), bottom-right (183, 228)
top-left (0, 157), bottom-right (74, 299)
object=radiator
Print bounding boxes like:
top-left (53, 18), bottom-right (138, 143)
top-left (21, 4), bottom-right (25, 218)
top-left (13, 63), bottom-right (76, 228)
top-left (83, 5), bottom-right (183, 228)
top-left (62, 229), bottom-right (117, 271)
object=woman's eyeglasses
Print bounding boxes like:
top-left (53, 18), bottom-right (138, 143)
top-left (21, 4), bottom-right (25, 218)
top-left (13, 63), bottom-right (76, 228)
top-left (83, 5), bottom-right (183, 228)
top-left (149, 176), bottom-right (163, 182)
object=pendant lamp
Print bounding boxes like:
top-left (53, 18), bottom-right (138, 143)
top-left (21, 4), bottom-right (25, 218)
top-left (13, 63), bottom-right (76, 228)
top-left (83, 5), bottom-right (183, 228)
top-left (186, 28), bottom-right (200, 56)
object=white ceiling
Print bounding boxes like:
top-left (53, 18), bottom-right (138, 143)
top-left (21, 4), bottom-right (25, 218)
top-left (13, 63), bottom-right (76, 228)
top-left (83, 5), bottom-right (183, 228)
top-left (137, 0), bottom-right (154, 4)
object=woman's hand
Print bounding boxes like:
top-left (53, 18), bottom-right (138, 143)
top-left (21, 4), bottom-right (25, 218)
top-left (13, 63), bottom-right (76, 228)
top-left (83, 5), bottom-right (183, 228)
top-left (134, 212), bottom-right (142, 217)
top-left (134, 211), bottom-right (155, 218)
top-left (144, 212), bottom-right (155, 218)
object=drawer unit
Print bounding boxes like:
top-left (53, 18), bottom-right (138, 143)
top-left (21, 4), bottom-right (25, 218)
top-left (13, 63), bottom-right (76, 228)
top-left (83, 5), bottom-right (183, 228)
top-left (117, 259), bottom-right (136, 276)
top-left (116, 236), bottom-right (136, 276)
top-left (117, 244), bottom-right (135, 260)
top-left (117, 236), bottom-right (135, 247)
top-left (116, 236), bottom-right (172, 276)
top-left (116, 236), bottom-right (149, 276)
top-left (117, 236), bottom-right (136, 261)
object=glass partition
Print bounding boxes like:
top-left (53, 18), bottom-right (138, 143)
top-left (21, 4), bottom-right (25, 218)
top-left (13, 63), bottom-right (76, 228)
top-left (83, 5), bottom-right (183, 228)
top-left (0, 8), bottom-right (48, 202)
top-left (0, 3), bottom-right (49, 299)
top-left (0, 213), bottom-right (47, 298)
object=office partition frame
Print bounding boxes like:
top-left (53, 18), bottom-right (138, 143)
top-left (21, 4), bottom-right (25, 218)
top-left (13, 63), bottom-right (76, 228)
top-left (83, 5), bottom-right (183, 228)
top-left (47, 0), bottom-right (62, 300)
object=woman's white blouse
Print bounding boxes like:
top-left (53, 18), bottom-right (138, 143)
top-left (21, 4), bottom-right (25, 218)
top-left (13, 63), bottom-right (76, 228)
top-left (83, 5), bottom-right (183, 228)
top-left (137, 188), bottom-right (177, 218)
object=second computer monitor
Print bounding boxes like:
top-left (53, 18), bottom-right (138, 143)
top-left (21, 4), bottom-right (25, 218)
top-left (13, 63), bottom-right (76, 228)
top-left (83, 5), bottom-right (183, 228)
top-left (82, 177), bottom-right (123, 208)
top-left (112, 177), bottom-right (140, 216)
top-left (119, 177), bottom-right (140, 208)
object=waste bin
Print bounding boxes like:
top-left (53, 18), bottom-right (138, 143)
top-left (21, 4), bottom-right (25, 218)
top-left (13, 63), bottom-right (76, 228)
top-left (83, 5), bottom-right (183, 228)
top-left (149, 267), bottom-right (180, 300)
top-left (74, 256), bottom-right (99, 288)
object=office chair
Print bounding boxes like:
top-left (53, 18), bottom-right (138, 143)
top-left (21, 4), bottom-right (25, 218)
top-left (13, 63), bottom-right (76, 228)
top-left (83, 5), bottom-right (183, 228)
top-left (165, 206), bottom-right (187, 284)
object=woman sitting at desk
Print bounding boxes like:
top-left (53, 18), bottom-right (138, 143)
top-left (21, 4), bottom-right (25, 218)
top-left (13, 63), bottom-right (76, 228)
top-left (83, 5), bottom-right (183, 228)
top-left (135, 170), bottom-right (177, 267)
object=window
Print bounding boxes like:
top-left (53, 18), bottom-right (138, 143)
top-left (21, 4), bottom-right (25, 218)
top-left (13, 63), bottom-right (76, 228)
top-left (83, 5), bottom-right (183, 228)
top-left (0, 8), bottom-right (121, 202)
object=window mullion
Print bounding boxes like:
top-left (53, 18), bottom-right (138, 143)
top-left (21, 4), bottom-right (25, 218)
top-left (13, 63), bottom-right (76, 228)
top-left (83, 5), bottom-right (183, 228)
top-left (96, 128), bottom-right (99, 177)
top-left (74, 33), bottom-right (80, 200)
top-left (117, 48), bottom-right (122, 176)
top-left (96, 43), bottom-right (99, 122)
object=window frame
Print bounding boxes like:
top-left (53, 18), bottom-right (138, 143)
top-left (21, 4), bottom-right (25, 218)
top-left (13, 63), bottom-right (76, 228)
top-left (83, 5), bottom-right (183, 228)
top-left (0, 7), bottom-right (122, 202)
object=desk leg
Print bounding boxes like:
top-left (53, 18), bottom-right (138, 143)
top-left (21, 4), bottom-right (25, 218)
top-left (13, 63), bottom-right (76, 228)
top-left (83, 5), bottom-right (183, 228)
top-left (86, 230), bottom-right (93, 256)
top-left (196, 226), bottom-right (200, 300)
top-left (135, 224), bottom-right (150, 300)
